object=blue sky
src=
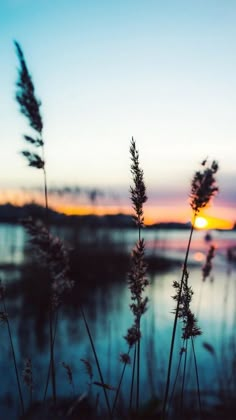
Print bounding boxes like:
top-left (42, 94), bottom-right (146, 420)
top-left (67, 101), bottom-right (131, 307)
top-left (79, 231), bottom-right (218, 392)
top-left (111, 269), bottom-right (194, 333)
top-left (1, 0), bottom-right (236, 222)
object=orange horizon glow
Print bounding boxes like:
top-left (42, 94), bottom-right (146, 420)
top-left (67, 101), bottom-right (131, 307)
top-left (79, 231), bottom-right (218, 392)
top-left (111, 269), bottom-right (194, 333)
top-left (0, 190), bottom-right (235, 229)
top-left (57, 205), bottom-right (235, 229)
top-left (55, 203), bottom-right (191, 224)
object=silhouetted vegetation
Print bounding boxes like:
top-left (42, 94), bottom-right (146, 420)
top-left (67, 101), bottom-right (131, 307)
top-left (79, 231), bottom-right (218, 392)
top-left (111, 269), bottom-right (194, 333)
top-left (1, 41), bottom-right (236, 420)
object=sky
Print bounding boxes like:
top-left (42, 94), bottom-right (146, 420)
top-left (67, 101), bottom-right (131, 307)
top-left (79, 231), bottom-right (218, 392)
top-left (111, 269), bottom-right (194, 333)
top-left (1, 0), bottom-right (236, 226)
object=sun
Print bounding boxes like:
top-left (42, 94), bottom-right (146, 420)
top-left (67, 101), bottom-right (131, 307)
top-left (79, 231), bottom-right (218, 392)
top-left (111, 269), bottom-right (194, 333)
top-left (194, 216), bottom-right (208, 229)
top-left (193, 213), bottom-right (233, 230)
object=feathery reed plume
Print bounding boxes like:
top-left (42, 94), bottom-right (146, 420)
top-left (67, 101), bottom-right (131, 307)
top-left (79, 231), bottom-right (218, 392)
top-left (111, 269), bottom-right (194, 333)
top-left (173, 272), bottom-right (202, 340)
top-left (14, 41), bottom-right (45, 171)
top-left (130, 138), bottom-right (147, 228)
top-left (0, 279), bottom-right (25, 415)
top-left (61, 362), bottom-right (73, 385)
top-left (93, 382), bottom-right (116, 391)
top-left (124, 238), bottom-right (148, 347)
top-left (124, 138), bottom-right (148, 410)
top-left (80, 358), bottom-right (94, 383)
top-left (62, 362), bottom-right (75, 395)
top-left (23, 218), bottom-right (74, 309)
top-left (202, 245), bottom-right (215, 281)
top-left (14, 42), bottom-right (43, 133)
top-left (190, 160), bottom-right (218, 213)
top-left (173, 274), bottom-right (202, 418)
top-left (163, 159), bottom-right (219, 418)
top-left (172, 271), bottom-right (202, 413)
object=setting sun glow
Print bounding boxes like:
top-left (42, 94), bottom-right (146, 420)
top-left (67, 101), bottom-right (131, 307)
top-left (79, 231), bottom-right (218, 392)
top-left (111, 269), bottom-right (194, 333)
top-left (193, 213), bottom-right (234, 230)
top-left (194, 216), bottom-right (208, 229)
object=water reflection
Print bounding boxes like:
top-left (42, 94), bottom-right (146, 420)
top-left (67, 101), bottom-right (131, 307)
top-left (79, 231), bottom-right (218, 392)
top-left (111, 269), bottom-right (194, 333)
top-left (1, 224), bottom-right (236, 418)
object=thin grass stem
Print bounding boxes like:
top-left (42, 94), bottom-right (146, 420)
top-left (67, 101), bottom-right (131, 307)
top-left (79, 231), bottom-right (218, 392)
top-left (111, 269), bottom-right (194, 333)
top-left (136, 322), bottom-right (140, 410)
top-left (40, 135), bottom-right (57, 404)
top-left (136, 206), bottom-right (142, 411)
top-left (2, 300), bottom-right (25, 415)
top-left (41, 138), bottom-right (57, 405)
top-left (43, 308), bottom-right (59, 401)
top-left (129, 344), bottom-right (136, 410)
top-left (168, 340), bottom-right (186, 417)
top-left (80, 305), bottom-right (112, 419)
top-left (163, 214), bottom-right (196, 418)
top-left (180, 340), bottom-right (188, 415)
top-left (111, 348), bottom-right (131, 417)
top-left (136, 227), bottom-right (141, 411)
top-left (191, 337), bottom-right (202, 417)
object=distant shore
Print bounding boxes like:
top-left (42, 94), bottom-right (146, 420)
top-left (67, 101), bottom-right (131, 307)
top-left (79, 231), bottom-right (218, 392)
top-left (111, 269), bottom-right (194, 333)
top-left (0, 202), bottom-right (193, 229)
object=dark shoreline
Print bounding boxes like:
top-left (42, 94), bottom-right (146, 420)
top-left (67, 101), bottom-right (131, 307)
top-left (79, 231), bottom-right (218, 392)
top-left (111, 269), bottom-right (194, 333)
top-left (0, 202), bottom-right (192, 230)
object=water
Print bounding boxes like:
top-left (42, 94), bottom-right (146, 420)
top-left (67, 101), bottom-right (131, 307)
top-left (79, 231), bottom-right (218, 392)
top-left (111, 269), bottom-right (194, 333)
top-left (0, 223), bottom-right (236, 418)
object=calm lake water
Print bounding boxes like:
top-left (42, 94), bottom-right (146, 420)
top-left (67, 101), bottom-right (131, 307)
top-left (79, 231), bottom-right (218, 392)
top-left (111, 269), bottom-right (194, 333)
top-left (1, 223), bottom-right (236, 418)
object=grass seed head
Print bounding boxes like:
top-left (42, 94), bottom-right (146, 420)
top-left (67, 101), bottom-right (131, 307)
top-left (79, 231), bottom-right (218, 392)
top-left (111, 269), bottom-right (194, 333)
top-left (124, 325), bottom-right (141, 347)
top-left (173, 271), bottom-right (202, 340)
top-left (23, 218), bottom-right (74, 310)
top-left (190, 160), bottom-right (219, 213)
top-left (15, 41), bottom-right (45, 170)
top-left (61, 361), bottom-right (73, 386)
top-left (15, 41), bottom-right (43, 134)
top-left (120, 353), bottom-right (131, 365)
top-left (80, 358), bottom-right (93, 382)
top-left (130, 137), bottom-right (147, 227)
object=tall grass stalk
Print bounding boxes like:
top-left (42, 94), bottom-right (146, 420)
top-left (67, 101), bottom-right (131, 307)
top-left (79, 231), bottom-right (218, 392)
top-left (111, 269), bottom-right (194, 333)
top-left (22, 218), bottom-right (74, 405)
top-left (124, 138), bottom-right (148, 411)
top-left (14, 41), bottom-right (57, 403)
top-left (163, 159), bottom-right (218, 418)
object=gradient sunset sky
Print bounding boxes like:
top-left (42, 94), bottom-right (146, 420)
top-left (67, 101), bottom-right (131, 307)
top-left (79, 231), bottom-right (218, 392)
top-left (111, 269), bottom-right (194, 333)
top-left (1, 0), bottom-right (236, 225)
